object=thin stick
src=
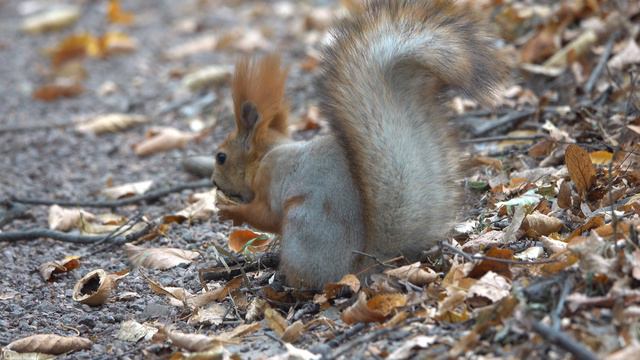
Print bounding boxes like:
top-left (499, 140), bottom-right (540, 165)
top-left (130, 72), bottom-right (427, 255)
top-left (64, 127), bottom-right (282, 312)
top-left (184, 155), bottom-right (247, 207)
top-left (0, 222), bottom-right (152, 243)
top-left (584, 32), bottom-right (617, 94)
top-left (10, 179), bottom-right (211, 208)
top-left (440, 241), bottom-right (557, 265)
top-left (530, 321), bottom-right (598, 360)
top-left (461, 134), bottom-right (547, 144)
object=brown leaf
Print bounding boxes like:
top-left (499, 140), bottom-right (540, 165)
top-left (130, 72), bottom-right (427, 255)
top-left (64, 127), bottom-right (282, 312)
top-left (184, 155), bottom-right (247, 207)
top-left (107, 0), bottom-right (135, 25)
top-left (384, 262), bottom-right (438, 286)
top-left (323, 274), bottom-right (361, 300)
top-left (522, 211), bottom-right (564, 237)
top-left (39, 256), bottom-right (80, 281)
top-left (590, 150), bottom-right (614, 165)
top-left (557, 181), bottom-right (573, 209)
top-left (468, 247), bottom-right (514, 279)
top-left (341, 292), bottom-right (406, 324)
top-left (565, 215), bottom-right (605, 241)
top-left (264, 307), bottom-right (288, 336)
top-left (133, 127), bottom-right (197, 156)
top-left (520, 22), bottom-right (562, 64)
top-left (6, 334), bottom-right (92, 355)
top-left (565, 144), bottom-right (596, 197)
top-left (124, 244), bottom-right (200, 270)
top-left (159, 327), bottom-right (224, 352)
top-left (72, 269), bottom-right (128, 306)
top-left (33, 80), bottom-right (84, 101)
top-left (76, 114), bottom-right (149, 134)
top-left (116, 320), bottom-right (158, 342)
top-left (228, 229), bottom-right (271, 253)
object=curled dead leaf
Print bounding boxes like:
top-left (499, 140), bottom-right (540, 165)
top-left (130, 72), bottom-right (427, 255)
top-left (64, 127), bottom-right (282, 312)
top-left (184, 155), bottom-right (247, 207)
top-left (323, 274), bottom-right (361, 300)
top-left (22, 6), bottom-right (80, 34)
top-left (101, 180), bottom-right (153, 199)
top-left (182, 65), bottom-right (231, 91)
top-left (39, 255), bottom-right (80, 281)
top-left (522, 211), bottom-right (563, 237)
top-left (341, 292), bottom-right (406, 324)
top-left (133, 127), bottom-right (197, 157)
top-left (467, 271), bottom-right (512, 306)
top-left (6, 334), bottom-right (92, 355)
top-left (384, 262), bottom-right (438, 286)
top-left (48, 205), bottom-right (95, 232)
top-left (76, 114), bottom-right (149, 135)
top-left (124, 243), bottom-right (200, 270)
top-left (165, 190), bottom-right (219, 224)
top-left (72, 269), bottom-right (128, 306)
top-left (159, 327), bottom-right (224, 352)
top-left (229, 229), bottom-right (272, 253)
top-left (116, 320), bottom-right (158, 342)
top-left (565, 144), bottom-right (596, 197)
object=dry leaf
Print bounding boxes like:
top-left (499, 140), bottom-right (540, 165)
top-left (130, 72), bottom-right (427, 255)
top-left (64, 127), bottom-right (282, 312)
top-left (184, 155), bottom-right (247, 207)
top-left (48, 32), bottom-right (136, 67)
top-left (72, 269), bottom-right (128, 306)
top-left (608, 40), bottom-right (640, 70)
top-left (48, 205), bottom-right (95, 232)
top-left (264, 307), bottom-right (288, 336)
top-left (133, 127), bottom-right (197, 156)
top-left (100, 32), bottom-right (137, 55)
top-left (164, 35), bottom-right (218, 60)
top-left (217, 322), bottom-right (261, 342)
top-left (384, 262), bottom-right (438, 286)
top-left (228, 229), bottom-right (272, 253)
top-left (271, 343), bottom-right (321, 360)
top-left (101, 180), bottom-right (153, 199)
top-left (39, 256), bottom-right (80, 281)
top-left (543, 30), bottom-right (597, 69)
top-left (160, 327), bottom-right (223, 352)
top-left (467, 271), bottom-right (511, 305)
top-left (341, 292), bottom-right (406, 324)
top-left (540, 236), bottom-right (567, 254)
top-left (188, 303), bottom-right (227, 325)
top-left (116, 320), bottom-right (158, 342)
top-left (522, 211), bottom-right (564, 237)
top-left (108, 0), bottom-right (135, 25)
top-left (166, 190), bottom-right (219, 223)
top-left (468, 247), bottom-right (514, 280)
top-left (22, 6), bottom-right (80, 34)
top-left (388, 336), bottom-right (437, 360)
top-left (182, 65), bottom-right (231, 91)
top-left (6, 334), bottom-right (92, 355)
top-left (33, 80), bottom-right (84, 101)
top-left (514, 246), bottom-right (544, 261)
top-left (323, 274), bottom-right (361, 300)
top-left (565, 144), bottom-right (596, 197)
top-left (557, 181), bottom-right (572, 209)
top-left (76, 114), bottom-right (149, 134)
top-left (520, 22), bottom-right (562, 64)
top-left (124, 244), bottom-right (200, 270)
top-left (590, 150), bottom-right (614, 165)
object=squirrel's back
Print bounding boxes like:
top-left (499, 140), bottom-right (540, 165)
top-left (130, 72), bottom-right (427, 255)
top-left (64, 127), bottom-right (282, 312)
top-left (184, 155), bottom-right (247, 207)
top-left (318, 0), bottom-right (506, 259)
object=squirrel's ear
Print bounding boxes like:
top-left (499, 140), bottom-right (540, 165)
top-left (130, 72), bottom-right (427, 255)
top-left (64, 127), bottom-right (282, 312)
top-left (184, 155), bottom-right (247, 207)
top-left (240, 101), bottom-right (260, 130)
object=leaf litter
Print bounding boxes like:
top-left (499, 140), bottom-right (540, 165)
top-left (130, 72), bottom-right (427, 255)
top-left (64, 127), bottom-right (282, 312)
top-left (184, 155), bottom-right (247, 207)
top-left (3, 0), bottom-right (640, 359)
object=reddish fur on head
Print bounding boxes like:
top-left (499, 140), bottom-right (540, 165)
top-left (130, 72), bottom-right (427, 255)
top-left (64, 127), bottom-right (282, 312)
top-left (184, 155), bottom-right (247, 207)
top-left (212, 54), bottom-right (290, 203)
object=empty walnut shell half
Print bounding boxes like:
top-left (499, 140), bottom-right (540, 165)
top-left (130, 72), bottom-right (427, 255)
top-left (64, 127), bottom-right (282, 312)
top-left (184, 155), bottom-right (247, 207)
top-left (72, 269), bottom-right (127, 306)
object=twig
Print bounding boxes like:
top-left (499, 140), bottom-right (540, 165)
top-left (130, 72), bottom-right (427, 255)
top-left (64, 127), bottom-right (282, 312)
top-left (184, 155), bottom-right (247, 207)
top-left (352, 250), bottom-right (398, 269)
top-left (461, 134), bottom-right (547, 144)
top-left (530, 321), bottom-right (598, 360)
top-left (9, 179), bottom-right (211, 208)
top-left (440, 241), bottom-right (557, 265)
top-left (329, 318), bottom-right (422, 358)
top-left (471, 109), bottom-right (536, 136)
top-left (551, 275), bottom-right (574, 331)
top-left (0, 201), bottom-right (32, 228)
top-left (326, 323), bottom-right (368, 348)
top-left (0, 221), bottom-right (153, 244)
top-left (0, 121), bottom-right (74, 134)
top-left (198, 252), bottom-right (280, 282)
top-left (584, 32), bottom-right (617, 94)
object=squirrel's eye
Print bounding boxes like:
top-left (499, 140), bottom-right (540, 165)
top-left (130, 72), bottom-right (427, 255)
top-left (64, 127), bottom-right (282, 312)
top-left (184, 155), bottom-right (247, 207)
top-left (216, 152), bottom-right (227, 165)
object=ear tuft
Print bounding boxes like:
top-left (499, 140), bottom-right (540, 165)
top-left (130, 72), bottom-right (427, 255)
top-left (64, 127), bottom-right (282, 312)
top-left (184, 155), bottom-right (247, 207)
top-left (241, 101), bottom-right (260, 129)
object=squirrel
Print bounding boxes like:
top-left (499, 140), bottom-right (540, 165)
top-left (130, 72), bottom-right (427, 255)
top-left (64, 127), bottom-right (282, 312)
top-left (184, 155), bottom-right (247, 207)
top-left (212, 0), bottom-right (507, 288)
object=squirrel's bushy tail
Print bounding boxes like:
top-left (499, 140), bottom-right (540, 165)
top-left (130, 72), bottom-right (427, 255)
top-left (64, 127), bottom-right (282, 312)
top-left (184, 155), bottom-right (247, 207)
top-left (319, 0), bottom-right (506, 259)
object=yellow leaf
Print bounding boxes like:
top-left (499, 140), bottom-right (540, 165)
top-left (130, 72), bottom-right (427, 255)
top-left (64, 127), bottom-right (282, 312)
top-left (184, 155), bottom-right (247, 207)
top-left (228, 229), bottom-right (271, 253)
top-left (108, 0), bottom-right (135, 24)
top-left (589, 150), bottom-right (613, 165)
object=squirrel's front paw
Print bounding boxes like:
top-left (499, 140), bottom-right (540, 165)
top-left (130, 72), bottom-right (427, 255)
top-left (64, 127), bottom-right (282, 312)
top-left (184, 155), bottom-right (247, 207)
top-left (217, 205), bottom-right (242, 226)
